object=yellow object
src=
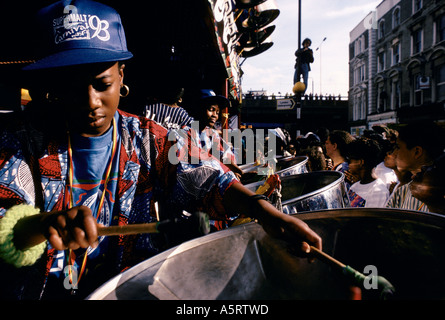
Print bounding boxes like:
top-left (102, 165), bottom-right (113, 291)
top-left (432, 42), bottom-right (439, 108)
top-left (256, 182), bottom-right (270, 195)
top-left (293, 82), bottom-right (306, 94)
top-left (21, 88), bottom-right (32, 102)
top-left (230, 217), bottom-right (254, 227)
top-left (0, 204), bottom-right (46, 268)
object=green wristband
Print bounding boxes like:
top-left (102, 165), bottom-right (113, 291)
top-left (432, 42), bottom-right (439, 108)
top-left (0, 204), bottom-right (47, 268)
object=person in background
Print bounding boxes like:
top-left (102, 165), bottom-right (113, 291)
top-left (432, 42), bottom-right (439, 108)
top-left (382, 144), bottom-right (411, 196)
top-left (410, 153), bottom-right (445, 214)
top-left (284, 143), bottom-right (297, 157)
top-left (324, 130), bottom-right (356, 188)
top-left (192, 89), bottom-right (244, 181)
top-left (293, 38), bottom-right (314, 94)
top-left (346, 138), bottom-right (390, 208)
top-left (374, 139), bottom-right (399, 191)
top-left (386, 121), bottom-right (445, 212)
top-left (144, 87), bottom-right (194, 130)
top-left (301, 144), bottom-right (327, 172)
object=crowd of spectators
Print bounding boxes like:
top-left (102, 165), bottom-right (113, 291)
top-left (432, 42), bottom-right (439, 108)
top-left (282, 122), bottom-right (445, 214)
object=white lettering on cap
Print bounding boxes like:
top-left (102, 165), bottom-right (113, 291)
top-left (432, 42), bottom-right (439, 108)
top-left (53, 5), bottom-right (110, 44)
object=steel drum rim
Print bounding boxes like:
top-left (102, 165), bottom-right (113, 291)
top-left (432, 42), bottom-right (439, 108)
top-left (244, 171), bottom-right (346, 205)
top-left (280, 171), bottom-right (345, 205)
top-left (239, 156), bottom-right (308, 174)
top-left (273, 156), bottom-right (308, 175)
top-left (238, 155), bottom-right (287, 170)
top-left (296, 207), bottom-right (445, 228)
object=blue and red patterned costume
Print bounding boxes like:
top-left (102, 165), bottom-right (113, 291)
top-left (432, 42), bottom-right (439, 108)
top-left (0, 109), bottom-right (238, 299)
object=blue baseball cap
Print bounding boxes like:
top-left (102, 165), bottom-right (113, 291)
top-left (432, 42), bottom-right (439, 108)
top-left (199, 89), bottom-right (231, 109)
top-left (23, 0), bottom-right (133, 70)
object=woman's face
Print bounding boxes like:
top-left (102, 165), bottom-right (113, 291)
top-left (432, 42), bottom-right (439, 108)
top-left (205, 104), bottom-right (220, 128)
top-left (324, 137), bottom-right (335, 158)
top-left (50, 62), bottom-right (124, 137)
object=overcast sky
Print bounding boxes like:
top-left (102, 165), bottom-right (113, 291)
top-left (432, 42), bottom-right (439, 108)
top-left (240, 0), bottom-right (381, 97)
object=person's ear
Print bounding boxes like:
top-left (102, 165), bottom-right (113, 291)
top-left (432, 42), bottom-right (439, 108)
top-left (413, 146), bottom-right (423, 160)
top-left (119, 63), bottom-right (125, 86)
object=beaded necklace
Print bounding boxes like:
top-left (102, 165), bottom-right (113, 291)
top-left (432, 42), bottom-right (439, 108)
top-left (65, 117), bottom-right (118, 293)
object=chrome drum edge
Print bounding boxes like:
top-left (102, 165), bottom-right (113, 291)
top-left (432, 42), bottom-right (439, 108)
top-left (87, 209), bottom-right (445, 300)
top-left (240, 156), bottom-right (309, 185)
top-left (244, 171), bottom-right (350, 213)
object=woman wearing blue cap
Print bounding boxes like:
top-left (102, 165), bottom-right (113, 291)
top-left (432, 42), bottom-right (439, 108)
top-left (0, 0), bottom-right (321, 299)
top-left (194, 89), bottom-right (243, 178)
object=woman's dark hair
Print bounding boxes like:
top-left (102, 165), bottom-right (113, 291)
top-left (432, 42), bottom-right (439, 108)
top-left (328, 130), bottom-right (354, 157)
top-left (347, 137), bottom-right (382, 169)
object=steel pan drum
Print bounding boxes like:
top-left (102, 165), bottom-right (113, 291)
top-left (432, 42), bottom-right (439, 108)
top-left (87, 209), bottom-right (445, 300)
top-left (240, 156), bottom-right (309, 185)
top-left (245, 171), bottom-right (350, 213)
top-left (238, 155), bottom-right (285, 170)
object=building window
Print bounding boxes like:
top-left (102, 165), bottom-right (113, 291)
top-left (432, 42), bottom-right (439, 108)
top-left (413, 0), bottom-right (422, 13)
top-left (377, 85), bottom-right (388, 113)
top-left (378, 51), bottom-right (386, 72)
top-left (361, 95), bottom-right (366, 119)
top-left (412, 28), bottom-right (423, 55)
top-left (391, 79), bottom-right (401, 110)
top-left (354, 97), bottom-right (360, 121)
top-left (353, 94), bottom-right (366, 121)
top-left (436, 64), bottom-right (445, 102)
top-left (437, 14), bottom-right (445, 43)
top-left (379, 20), bottom-right (385, 39)
top-left (414, 74), bottom-right (424, 106)
top-left (393, 7), bottom-right (400, 29)
top-left (392, 42), bottom-right (400, 65)
top-left (354, 64), bottom-right (366, 85)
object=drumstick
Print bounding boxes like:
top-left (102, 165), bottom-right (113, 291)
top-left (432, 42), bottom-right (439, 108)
top-left (97, 212), bottom-right (211, 237)
top-left (97, 222), bottom-right (159, 236)
top-left (308, 245), bottom-right (395, 299)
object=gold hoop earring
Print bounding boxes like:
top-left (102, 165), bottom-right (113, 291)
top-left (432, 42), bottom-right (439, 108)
top-left (120, 84), bottom-right (130, 98)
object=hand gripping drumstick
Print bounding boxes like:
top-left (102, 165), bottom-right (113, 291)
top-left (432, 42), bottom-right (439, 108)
top-left (308, 245), bottom-right (395, 300)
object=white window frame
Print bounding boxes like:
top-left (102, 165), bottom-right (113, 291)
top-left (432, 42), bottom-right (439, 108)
top-left (379, 20), bottom-right (386, 39)
top-left (392, 7), bottom-right (401, 29)
top-left (391, 42), bottom-right (401, 66)
top-left (414, 74), bottom-right (424, 106)
top-left (411, 28), bottom-right (423, 55)
top-left (378, 50), bottom-right (386, 72)
top-left (353, 93), bottom-right (367, 121)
